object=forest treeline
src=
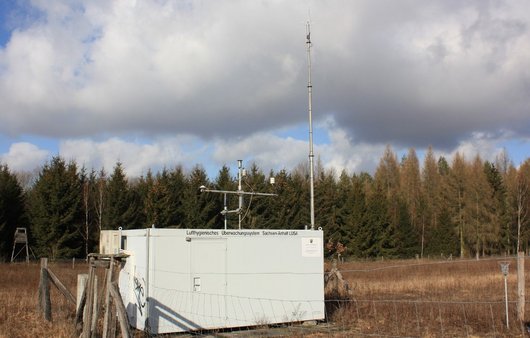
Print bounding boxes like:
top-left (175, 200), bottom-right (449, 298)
top-left (1, 145), bottom-right (529, 261)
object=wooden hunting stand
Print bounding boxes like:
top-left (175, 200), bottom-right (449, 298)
top-left (11, 227), bottom-right (30, 263)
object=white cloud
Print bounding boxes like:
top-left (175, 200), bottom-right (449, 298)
top-left (1, 1), bottom-right (530, 175)
top-left (0, 142), bottom-right (49, 171)
top-left (59, 135), bottom-right (208, 177)
top-left (319, 123), bottom-right (386, 175)
top-left (443, 132), bottom-right (510, 165)
top-left (212, 119), bottom-right (387, 177)
top-left (212, 133), bottom-right (307, 172)
top-left (0, 126), bottom-right (519, 180)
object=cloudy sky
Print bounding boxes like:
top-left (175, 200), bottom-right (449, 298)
top-left (0, 0), bottom-right (529, 178)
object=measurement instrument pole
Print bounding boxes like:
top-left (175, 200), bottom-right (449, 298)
top-left (306, 21), bottom-right (315, 231)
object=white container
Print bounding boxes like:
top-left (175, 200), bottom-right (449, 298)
top-left (101, 228), bottom-right (325, 334)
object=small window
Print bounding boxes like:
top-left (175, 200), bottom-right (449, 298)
top-left (121, 236), bottom-right (127, 250)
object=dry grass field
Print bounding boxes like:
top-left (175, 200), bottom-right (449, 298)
top-left (327, 257), bottom-right (530, 337)
top-left (0, 261), bottom-right (86, 338)
top-left (0, 257), bottom-right (528, 337)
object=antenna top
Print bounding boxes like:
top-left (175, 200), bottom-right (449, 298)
top-left (306, 21), bottom-right (311, 45)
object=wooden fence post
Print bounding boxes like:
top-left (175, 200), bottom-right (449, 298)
top-left (110, 282), bottom-right (131, 338)
top-left (47, 268), bottom-right (76, 306)
top-left (77, 274), bottom-right (88, 314)
top-left (74, 282), bottom-right (87, 334)
top-left (91, 275), bottom-right (99, 335)
top-left (517, 251), bottom-right (525, 322)
top-left (38, 258), bottom-right (51, 321)
top-left (82, 257), bottom-right (96, 338)
top-left (103, 256), bottom-right (115, 338)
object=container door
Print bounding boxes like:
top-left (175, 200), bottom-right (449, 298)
top-left (190, 239), bottom-right (227, 328)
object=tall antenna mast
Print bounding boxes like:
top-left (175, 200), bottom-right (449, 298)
top-left (306, 21), bottom-right (315, 231)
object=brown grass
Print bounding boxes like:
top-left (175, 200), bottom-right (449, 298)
top-left (0, 261), bottom-right (86, 338)
top-left (1, 258), bottom-right (528, 337)
top-left (327, 257), bottom-right (530, 337)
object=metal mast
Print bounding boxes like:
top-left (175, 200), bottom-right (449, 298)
top-left (237, 159), bottom-right (243, 229)
top-left (306, 21), bottom-right (315, 231)
top-left (199, 160), bottom-right (276, 230)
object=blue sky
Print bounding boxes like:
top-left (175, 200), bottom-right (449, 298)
top-left (0, 0), bottom-right (529, 178)
top-left (0, 3), bottom-right (12, 47)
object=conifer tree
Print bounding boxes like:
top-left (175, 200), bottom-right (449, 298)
top-left (421, 146), bottom-right (442, 257)
top-left (315, 167), bottom-right (338, 239)
top-left (0, 164), bottom-right (26, 260)
top-left (425, 207), bottom-right (459, 258)
top-left (327, 171), bottom-right (355, 257)
top-left (29, 156), bottom-right (83, 259)
top-left (240, 163), bottom-right (269, 229)
top-left (400, 148), bottom-right (422, 254)
top-left (212, 165), bottom-right (236, 228)
top-left (401, 148), bottom-right (421, 229)
top-left (347, 173), bottom-right (370, 257)
top-left (394, 198), bottom-right (419, 258)
top-left (466, 155), bottom-right (496, 257)
top-left (142, 168), bottom-right (182, 228)
top-left (374, 145), bottom-right (401, 227)
top-left (447, 152), bottom-right (467, 257)
top-left (289, 163), bottom-right (311, 229)
top-left (167, 166), bottom-right (187, 227)
top-left (358, 184), bottom-right (389, 257)
top-left (182, 165), bottom-right (217, 228)
top-left (267, 169), bottom-right (299, 229)
top-left (104, 162), bottom-right (140, 229)
top-left (484, 161), bottom-right (507, 253)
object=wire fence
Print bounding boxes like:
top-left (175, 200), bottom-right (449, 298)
top-left (317, 255), bottom-right (530, 337)
top-left (128, 288), bottom-right (529, 336)
top-left (323, 298), bottom-right (530, 337)
top-left (31, 256), bottom-right (530, 337)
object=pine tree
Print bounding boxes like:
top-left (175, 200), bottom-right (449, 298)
top-left (371, 146), bottom-right (404, 257)
top-left (213, 165), bottom-right (237, 229)
top-left (29, 157), bottom-right (83, 259)
top-left (400, 148), bottom-right (422, 254)
top-left (315, 167), bottom-right (337, 238)
top-left (484, 161), bottom-right (508, 254)
top-left (347, 173), bottom-right (370, 257)
top-left (104, 162), bottom-right (140, 229)
top-left (267, 169), bottom-right (300, 230)
top-left (421, 146), bottom-right (442, 257)
top-left (466, 155), bottom-right (497, 257)
top-left (0, 164), bottom-right (26, 261)
top-left (446, 152), bottom-right (467, 257)
top-left (142, 168), bottom-right (182, 228)
top-left (425, 207), bottom-right (459, 258)
top-left (167, 166), bottom-right (187, 227)
top-left (374, 145), bottom-right (401, 227)
top-left (182, 165), bottom-right (217, 228)
top-left (240, 163), bottom-right (269, 229)
top-left (394, 198), bottom-right (419, 258)
top-left (401, 148), bottom-right (421, 229)
top-left (327, 171), bottom-right (356, 257)
top-left (358, 183), bottom-right (393, 258)
top-left (289, 164), bottom-right (310, 229)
